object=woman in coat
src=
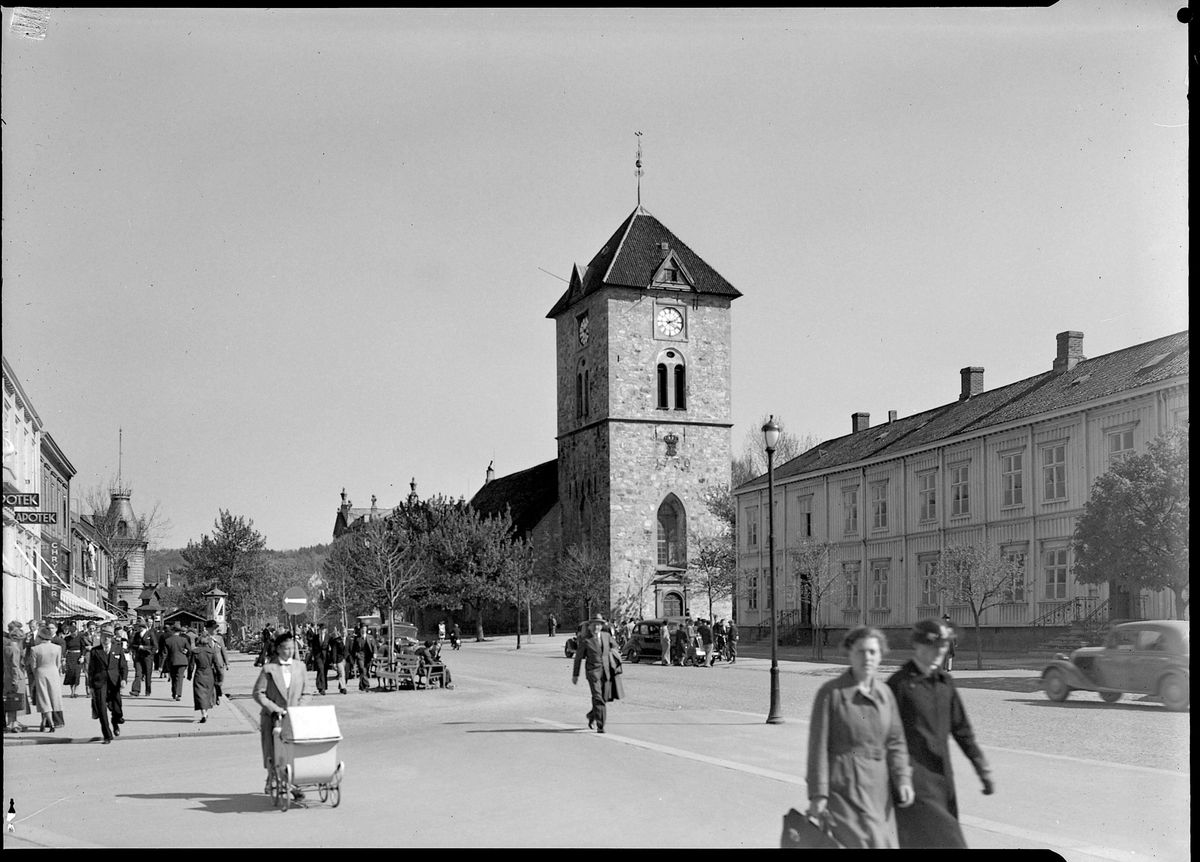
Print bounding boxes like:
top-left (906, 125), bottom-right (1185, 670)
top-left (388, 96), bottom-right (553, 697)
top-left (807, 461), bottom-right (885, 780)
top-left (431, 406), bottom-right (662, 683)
top-left (28, 626), bottom-right (65, 733)
top-left (62, 622), bottom-right (87, 697)
top-left (806, 626), bottom-right (915, 848)
top-left (186, 633), bottom-right (219, 723)
top-left (4, 621), bottom-right (31, 733)
top-left (251, 630), bottom-right (308, 800)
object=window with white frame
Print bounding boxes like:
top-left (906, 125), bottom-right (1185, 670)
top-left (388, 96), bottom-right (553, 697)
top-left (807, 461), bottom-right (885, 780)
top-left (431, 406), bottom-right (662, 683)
top-left (1042, 443), bottom-right (1067, 501)
top-left (919, 554), bottom-right (940, 606)
top-left (796, 495), bottom-right (813, 538)
top-left (1044, 547), bottom-right (1069, 599)
top-left (746, 572), bottom-right (759, 610)
top-left (870, 560), bottom-right (890, 608)
top-left (870, 481), bottom-right (888, 530)
top-left (745, 506), bottom-right (759, 548)
top-left (950, 464), bottom-right (970, 516)
top-left (918, 470), bottom-right (937, 522)
top-left (843, 487), bottom-right (859, 535)
top-left (1106, 428), bottom-right (1134, 464)
top-left (1002, 545), bottom-right (1027, 602)
top-left (1001, 451), bottom-right (1024, 507)
top-left (842, 562), bottom-right (860, 608)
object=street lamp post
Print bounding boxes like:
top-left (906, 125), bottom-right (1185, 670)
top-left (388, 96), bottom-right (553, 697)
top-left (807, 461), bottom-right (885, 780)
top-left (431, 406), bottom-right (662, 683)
top-left (763, 416), bottom-right (784, 725)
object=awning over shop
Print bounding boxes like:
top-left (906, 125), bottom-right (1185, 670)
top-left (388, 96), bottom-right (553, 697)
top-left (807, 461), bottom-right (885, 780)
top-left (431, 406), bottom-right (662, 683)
top-left (45, 589), bottom-right (117, 621)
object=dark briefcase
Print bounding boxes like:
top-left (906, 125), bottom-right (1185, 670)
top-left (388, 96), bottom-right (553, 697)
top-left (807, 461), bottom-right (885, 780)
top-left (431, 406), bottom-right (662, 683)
top-left (3, 692), bottom-right (28, 714)
top-left (781, 808), bottom-right (841, 849)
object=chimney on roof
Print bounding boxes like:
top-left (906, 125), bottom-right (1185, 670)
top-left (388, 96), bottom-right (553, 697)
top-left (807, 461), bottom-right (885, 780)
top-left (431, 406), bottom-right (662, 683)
top-left (888, 410), bottom-right (898, 424)
top-left (1053, 331), bottom-right (1085, 372)
top-left (852, 412), bottom-right (870, 433)
top-left (370, 495), bottom-right (377, 511)
top-left (486, 461), bottom-right (495, 485)
top-left (959, 367), bottom-right (984, 401)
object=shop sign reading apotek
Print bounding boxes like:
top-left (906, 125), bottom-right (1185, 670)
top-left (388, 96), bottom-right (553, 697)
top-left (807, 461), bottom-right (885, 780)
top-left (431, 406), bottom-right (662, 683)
top-left (3, 492), bottom-right (40, 508)
top-left (15, 511), bottom-right (57, 524)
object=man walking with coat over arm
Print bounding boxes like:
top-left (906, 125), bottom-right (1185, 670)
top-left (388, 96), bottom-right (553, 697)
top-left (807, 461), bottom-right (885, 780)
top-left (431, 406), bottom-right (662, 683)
top-left (886, 618), bottom-right (995, 848)
top-left (571, 613), bottom-right (623, 733)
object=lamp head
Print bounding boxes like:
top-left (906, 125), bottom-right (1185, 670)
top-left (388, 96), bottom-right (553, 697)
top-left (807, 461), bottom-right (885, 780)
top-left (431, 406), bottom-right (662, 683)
top-left (762, 415), bottom-right (781, 453)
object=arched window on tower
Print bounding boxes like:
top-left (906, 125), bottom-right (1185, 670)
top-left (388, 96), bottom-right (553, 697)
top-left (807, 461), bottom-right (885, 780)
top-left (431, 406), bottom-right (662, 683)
top-left (656, 350), bottom-right (686, 411)
top-left (576, 359), bottom-right (589, 420)
top-left (117, 520), bottom-right (129, 537)
top-left (656, 494), bottom-right (686, 568)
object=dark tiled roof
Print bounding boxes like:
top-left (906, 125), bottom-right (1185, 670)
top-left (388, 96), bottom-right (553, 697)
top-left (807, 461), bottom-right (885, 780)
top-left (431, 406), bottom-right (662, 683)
top-left (468, 459), bottom-right (559, 538)
top-left (738, 330), bottom-right (1189, 491)
top-left (547, 208), bottom-right (742, 317)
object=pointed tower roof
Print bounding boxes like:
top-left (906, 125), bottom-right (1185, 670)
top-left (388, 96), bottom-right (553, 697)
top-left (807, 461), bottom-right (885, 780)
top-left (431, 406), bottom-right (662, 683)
top-left (546, 207), bottom-right (742, 318)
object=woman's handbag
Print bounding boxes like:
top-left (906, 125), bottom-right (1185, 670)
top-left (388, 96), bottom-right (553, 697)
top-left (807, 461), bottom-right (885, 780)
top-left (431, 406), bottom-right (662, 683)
top-left (780, 808), bottom-right (841, 849)
top-left (3, 692), bottom-right (27, 714)
top-left (51, 709), bottom-right (65, 728)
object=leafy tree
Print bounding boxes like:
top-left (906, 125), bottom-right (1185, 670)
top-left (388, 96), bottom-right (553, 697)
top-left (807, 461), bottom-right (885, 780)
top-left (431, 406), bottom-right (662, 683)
top-left (932, 543), bottom-right (1023, 670)
top-left (610, 562), bottom-right (658, 624)
top-left (788, 539), bottom-right (839, 660)
top-left (554, 543), bottom-right (611, 621)
top-left (423, 503), bottom-right (519, 642)
top-left (690, 531), bottom-right (737, 624)
top-left (174, 510), bottom-right (268, 623)
top-left (321, 541), bottom-right (373, 634)
top-left (1073, 427), bottom-right (1189, 619)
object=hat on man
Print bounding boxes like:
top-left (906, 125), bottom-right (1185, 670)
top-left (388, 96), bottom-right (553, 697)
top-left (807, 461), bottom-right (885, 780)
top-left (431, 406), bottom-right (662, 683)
top-left (205, 619), bottom-right (218, 630)
top-left (6, 620), bottom-right (25, 635)
top-left (100, 624), bottom-right (115, 637)
top-left (912, 618), bottom-right (951, 646)
top-left (36, 625), bottom-right (54, 641)
top-left (590, 613), bottom-right (606, 623)
top-left (171, 623), bottom-right (182, 632)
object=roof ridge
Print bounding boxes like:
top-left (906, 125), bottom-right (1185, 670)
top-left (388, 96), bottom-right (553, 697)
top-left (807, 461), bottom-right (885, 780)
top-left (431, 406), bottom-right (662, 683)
top-left (600, 208), bottom-right (642, 287)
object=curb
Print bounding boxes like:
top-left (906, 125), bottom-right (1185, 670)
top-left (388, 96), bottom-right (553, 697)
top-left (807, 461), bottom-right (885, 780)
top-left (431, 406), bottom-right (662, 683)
top-left (2, 727), bottom-right (255, 746)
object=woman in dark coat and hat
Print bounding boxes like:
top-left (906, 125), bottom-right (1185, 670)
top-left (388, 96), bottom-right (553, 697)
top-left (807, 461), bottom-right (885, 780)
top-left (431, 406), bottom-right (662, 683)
top-left (186, 633), bottom-right (219, 723)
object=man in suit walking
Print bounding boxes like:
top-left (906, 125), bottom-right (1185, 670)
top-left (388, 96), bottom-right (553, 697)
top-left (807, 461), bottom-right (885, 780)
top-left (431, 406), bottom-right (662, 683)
top-left (348, 625), bottom-right (375, 692)
top-left (163, 624), bottom-right (191, 701)
top-left (309, 622), bottom-right (332, 695)
top-left (130, 619), bottom-right (157, 697)
top-left (571, 613), bottom-right (623, 733)
top-left (87, 625), bottom-right (127, 744)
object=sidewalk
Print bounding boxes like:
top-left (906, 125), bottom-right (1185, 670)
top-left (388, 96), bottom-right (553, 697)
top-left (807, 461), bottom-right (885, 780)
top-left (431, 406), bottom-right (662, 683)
top-left (3, 653), bottom-right (263, 747)
top-left (732, 640), bottom-right (1050, 671)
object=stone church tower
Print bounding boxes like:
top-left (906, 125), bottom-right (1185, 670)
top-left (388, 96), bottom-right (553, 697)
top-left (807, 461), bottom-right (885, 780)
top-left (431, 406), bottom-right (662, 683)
top-left (546, 206), bottom-right (741, 620)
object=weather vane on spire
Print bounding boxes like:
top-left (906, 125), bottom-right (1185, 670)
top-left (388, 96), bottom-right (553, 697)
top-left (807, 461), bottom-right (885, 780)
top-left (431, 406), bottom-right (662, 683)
top-left (635, 131), bottom-right (644, 208)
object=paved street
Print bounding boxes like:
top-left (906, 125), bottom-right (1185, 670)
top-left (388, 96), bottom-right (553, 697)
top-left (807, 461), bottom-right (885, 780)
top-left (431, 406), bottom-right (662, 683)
top-left (2, 637), bottom-right (1188, 855)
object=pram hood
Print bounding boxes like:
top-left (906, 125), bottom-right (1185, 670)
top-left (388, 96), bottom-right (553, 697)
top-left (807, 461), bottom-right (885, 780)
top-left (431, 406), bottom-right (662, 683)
top-left (281, 704), bottom-right (343, 744)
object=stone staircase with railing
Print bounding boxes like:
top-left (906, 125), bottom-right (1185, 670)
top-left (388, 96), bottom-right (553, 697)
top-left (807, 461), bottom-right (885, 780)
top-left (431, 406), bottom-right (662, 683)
top-left (1032, 597), bottom-right (1112, 653)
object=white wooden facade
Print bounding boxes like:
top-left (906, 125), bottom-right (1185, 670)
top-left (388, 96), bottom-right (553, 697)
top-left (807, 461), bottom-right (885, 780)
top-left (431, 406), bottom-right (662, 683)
top-left (735, 331), bottom-right (1189, 631)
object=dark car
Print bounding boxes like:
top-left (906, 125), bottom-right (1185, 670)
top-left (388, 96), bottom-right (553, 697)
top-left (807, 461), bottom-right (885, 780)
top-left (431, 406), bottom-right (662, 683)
top-left (623, 618), bottom-right (687, 664)
top-left (1041, 620), bottom-right (1189, 711)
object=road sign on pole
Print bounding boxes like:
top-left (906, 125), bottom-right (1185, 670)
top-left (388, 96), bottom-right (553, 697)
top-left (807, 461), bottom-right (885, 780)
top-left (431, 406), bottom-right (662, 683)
top-left (282, 587), bottom-right (308, 616)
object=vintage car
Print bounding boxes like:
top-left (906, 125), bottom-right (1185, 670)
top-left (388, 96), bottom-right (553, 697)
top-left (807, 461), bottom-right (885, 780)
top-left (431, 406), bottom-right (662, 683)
top-left (622, 617), bottom-right (688, 663)
top-left (1040, 620), bottom-right (1189, 711)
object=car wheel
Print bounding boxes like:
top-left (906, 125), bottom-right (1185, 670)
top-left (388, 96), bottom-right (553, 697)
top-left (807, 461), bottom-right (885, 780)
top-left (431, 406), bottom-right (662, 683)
top-left (1159, 673), bottom-right (1190, 712)
top-left (631, 653), bottom-right (640, 663)
top-left (1042, 668), bottom-right (1071, 702)
top-left (1098, 691), bottom-right (1123, 703)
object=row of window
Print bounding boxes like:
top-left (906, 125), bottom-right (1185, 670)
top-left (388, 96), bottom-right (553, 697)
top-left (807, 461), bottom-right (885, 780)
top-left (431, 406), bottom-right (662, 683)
top-left (746, 431), bottom-right (1138, 542)
top-left (573, 351), bottom-right (689, 420)
top-left (742, 545), bottom-right (1075, 611)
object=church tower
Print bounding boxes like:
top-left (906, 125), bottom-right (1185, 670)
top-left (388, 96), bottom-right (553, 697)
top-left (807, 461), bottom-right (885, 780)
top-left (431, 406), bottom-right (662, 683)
top-left (546, 207), bottom-right (741, 620)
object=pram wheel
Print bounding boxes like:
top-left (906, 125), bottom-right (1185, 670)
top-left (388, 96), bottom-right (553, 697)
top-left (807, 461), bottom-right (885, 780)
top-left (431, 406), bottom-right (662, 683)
top-left (276, 764), bottom-right (291, 811)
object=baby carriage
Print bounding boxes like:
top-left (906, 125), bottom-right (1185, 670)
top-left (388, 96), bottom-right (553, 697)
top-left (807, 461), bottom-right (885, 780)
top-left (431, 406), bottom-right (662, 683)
top-left (683, 635), bottom-right (708, 667)
top-left (271, 704), bottom-right (345, 811)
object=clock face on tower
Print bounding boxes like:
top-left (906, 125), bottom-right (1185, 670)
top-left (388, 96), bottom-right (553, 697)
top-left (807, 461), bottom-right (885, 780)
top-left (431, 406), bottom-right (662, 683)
top-left (655, 306), bottom-right (684, 337)
top-left (578, 315), bottom-right (590, 346)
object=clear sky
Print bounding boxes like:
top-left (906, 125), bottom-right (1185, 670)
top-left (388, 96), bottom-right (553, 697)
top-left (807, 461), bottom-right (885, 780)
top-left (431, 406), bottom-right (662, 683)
top-left (1, 5), bottom-right (1187, 551)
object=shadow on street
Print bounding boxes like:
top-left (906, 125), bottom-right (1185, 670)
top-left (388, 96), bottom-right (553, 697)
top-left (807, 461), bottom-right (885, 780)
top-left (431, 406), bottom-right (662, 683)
top-left (115, 793), bottom-right (278, 814)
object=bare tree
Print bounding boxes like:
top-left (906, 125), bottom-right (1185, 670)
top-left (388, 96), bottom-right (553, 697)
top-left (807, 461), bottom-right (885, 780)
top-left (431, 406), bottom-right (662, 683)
top-left (83, 482), bottom-right (172, 604)
top-left (554, 543), bottom-right (611, 621)
top-left (690, 530), bottom-right (737, 623)
top-left (788, 539), bottom-right (839, 659)
top-left (736, 414), bottom-right (819, 481)
top-left (932, 543), bottom-right (1023, 670)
